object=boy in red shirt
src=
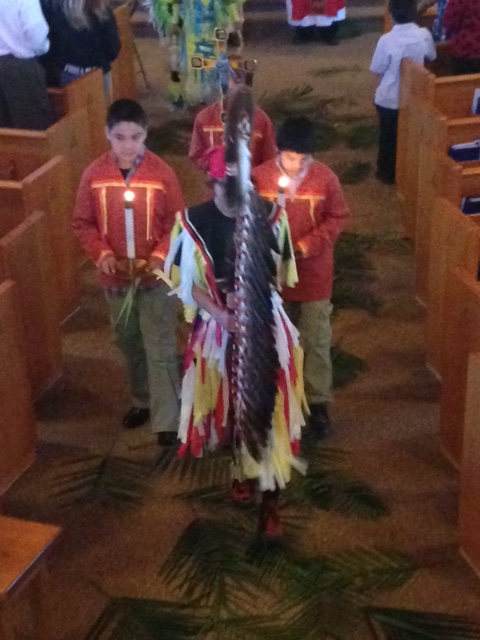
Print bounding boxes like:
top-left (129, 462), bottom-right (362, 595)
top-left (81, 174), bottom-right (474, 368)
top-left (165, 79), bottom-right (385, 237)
top-left (253, 117), bottom-right (350, 438)
top-left (72, 99), bottom-right (184, 444)
top-left (188, 56), bottom-right (276, 177)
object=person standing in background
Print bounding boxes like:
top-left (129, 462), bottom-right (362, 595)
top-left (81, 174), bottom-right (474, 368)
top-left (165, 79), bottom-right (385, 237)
top-left (189, 56), bottom-right (276, 180)
top-left (287, 0), bottom-right (346, 45)
top-left (442, 0), bottom-right (480, 75)
top-left (40, 0), bottom-right (120, 98)
top-left (0, 0), bottom-right (50, 130)
top-left (417, 0), bottom-right (448, 41)
top-left (371, 0), bottom-right (436, 184)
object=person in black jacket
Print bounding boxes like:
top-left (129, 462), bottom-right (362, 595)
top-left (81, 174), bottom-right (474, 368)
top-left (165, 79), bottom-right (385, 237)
top-left (40, 0), bottom-right (121, 97)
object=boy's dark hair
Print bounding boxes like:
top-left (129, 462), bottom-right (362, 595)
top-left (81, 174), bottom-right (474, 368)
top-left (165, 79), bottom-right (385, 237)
top-left (106, 99), bottom-right (148, 130)
top-left (389, 0), bottom-right (416, 24)
top-left (276, 117), bottom-right (316, 155)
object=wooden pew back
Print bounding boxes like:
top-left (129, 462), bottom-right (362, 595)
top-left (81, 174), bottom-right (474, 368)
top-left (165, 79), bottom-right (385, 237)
top-left (426, 198), bottom-right (480, 379)
top-left (416, 139), bottom-right (480, 301)
top-left (0, 280), bottom-right (36, 497)
top-left (0, 212), bottom-right (62, 397)
top-left (440, 268), bottom-right (480, 466)
top-left (111, 5), bottom-right (137, 102)
top-left (59, 70), bottom-right (108, 160)
top-left (459, 351), bottom-right (480, 578)
top-left (397, 60), bottom-right (480, 211)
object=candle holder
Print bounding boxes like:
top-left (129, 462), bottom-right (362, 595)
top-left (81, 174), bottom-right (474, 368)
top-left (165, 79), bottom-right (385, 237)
top-left (115, 258), bottom-right (149, 279)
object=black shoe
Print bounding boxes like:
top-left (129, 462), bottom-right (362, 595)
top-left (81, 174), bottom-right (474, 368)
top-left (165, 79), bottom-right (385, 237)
top-left (308, 403), bottom-right (331, 439)
top-left (123, 407), bottom-right (150, 429)
top-left (293, 26), bottom-right (315, 44)
top-left (157, 431), bottom-right (178, 446)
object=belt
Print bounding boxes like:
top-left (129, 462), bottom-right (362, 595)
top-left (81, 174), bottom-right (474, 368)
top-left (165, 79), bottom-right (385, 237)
top-left (64, 63), bottom-right (94, 76)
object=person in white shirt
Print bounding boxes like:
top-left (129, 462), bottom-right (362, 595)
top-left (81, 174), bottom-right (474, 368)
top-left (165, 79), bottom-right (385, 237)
top-left (0, 0), bottom-right (50, 130)
top-left (370, 0), bottom-right (436, 184)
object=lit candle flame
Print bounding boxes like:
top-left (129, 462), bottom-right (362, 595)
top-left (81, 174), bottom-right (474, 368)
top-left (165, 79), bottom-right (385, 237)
top-left (124, 190), bottom-right (135, 205)
top-left (278, 175), bottom-right (290, 190)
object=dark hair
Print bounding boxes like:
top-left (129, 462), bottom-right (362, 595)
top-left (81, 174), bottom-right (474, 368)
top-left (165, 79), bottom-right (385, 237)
top-left (106, 99), bottom-right (148, 130)
top-left (276, 117), bottom-right (316, 155)
top-left (389, 0), bottom-right (416, 24)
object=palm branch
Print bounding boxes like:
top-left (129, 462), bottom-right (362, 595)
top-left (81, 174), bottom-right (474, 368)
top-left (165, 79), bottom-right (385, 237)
top-left (331, 344), bottom-right (366, 389)
top-left (366, 607), bottom-right (480, 640)
top-left (85, 598), bottom-right (206, 639)
top-left (154, 447), bottom-right (232, 487)
top-left (47, 452), bottom-right (151, 508)
top-left (258, 85), bottom-right (340, 151)
top-left (160, 518), bottom-right (262, 612)
top-left (284, 470), bottom-right (389, 519)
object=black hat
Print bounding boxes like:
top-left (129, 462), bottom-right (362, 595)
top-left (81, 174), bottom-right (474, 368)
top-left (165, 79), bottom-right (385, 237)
top-left (276, 117), bottom-right (315, 154)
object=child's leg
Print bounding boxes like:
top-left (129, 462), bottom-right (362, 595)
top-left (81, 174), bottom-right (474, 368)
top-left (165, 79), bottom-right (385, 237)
top-left (105, 290), bottom-right (150, 413)
top-left (259, 486), bottom-right (282, 539)
top-left (375, 104), bottom-right (398, 184)
top-left (138, 286), bottom-right (180, 436)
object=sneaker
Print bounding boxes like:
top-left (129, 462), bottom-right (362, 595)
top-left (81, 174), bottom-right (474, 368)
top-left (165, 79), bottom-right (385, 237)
top-left (308, 403), bottom-right (331, 439)
top-left (157, 431), bottom-right (178, 446)
top-left (123, 407), bottom-right (150, 429)
top-left (230, 479), bottom-right (256, 505)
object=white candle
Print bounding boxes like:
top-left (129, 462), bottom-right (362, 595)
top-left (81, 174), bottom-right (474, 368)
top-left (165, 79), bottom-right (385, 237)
top-left (124, 190), bottom-right (136, 259)
top-left (277, 175), bottom-right (290, 208)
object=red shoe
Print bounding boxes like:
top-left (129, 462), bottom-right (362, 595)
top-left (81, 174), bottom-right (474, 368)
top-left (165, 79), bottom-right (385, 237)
top-left (259, 492), bottom-right (282, 539)
top-left (230, 479), bottom-right (256, 505)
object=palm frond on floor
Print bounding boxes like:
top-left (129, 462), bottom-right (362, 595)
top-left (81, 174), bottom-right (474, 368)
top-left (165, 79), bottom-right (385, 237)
top-left (333, 231), bottom-right (381, 311)
top-left (344, 123), bottom-right (379, 149)
top-left (154, 447), bottom-right (232, 486)
top-left (331, 344), bottom-right (366, 389)
top-left (160, 517), bottom-right (261, 612)
top-left (284, 470), bottom-right (388, 519)
top-left (310, 64), bottom-right (362, 77)
top-left (85, 598), bottom-right (206, 640)
top-left (366, 607), bottom-right (480, 640)
top-left (278, 587), bottom-right (364, 640)
top-left (47, 453), bottom-right (151, 508)
top-left (338, 161), bottom-right (372, 185)
top-left (337, 19), bottom-right (363, 40)
top-left (147, 120), bottom-right (191, 156)
top-left (259, 85), bottom-right (340, 151)
top-left (86, 596), bottom-right (290, 640)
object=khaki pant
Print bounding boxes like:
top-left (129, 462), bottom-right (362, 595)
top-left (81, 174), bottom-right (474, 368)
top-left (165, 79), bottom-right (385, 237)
top-left (105, 286), bottom-right (180, 433)
top-left (283, 299), bottom-right (333, 405)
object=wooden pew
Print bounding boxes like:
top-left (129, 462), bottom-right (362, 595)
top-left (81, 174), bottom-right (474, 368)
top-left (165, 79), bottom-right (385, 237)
top-left (53, 69), bottom-right (108, 160)
top-left (459, 351), bottom-right (480, 578)
top-left (0, 280), bottom-right (36, 499)
top-left (111, 5), bottom-right (137, 102)
top-left (397, 59), bottom-right (480, 220)
top-left (404, 103), bottom-right (480, 239)
top-left (439, 268), bottom-right (480, 466)
top-left (0, 212), bottom-right (62, 398)
top-left (426, 198), bottom-right (480, 379)
top-left (0, 108), bottom-right (89, 200)
top-left (0, 156), bottom-right (78, 322)
top-left (416, 139), bottom-right (480, 302)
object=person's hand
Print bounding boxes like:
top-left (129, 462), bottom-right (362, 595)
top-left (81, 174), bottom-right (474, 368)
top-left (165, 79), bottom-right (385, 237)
top-left (99, 254), bottom-right (117, 275)
top-left (148, 254), bottom-right (165, 272)
top-left (226, 291), bottom-right (238, 310)
top-left (214, 307), bottom-right (237, 333)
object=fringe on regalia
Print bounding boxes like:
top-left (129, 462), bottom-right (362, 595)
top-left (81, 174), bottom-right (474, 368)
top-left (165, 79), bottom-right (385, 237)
top-left (165, 210), bottom-right (307, 491)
